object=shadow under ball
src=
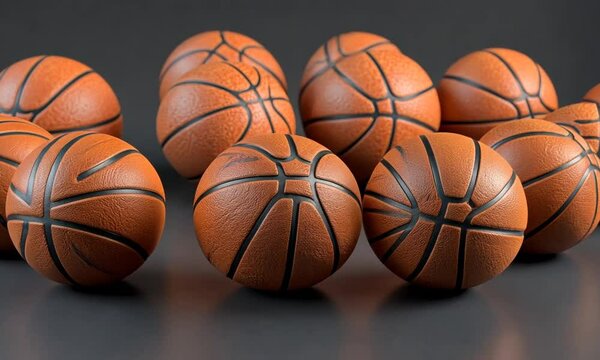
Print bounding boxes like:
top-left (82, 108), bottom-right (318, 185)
top-left (157, 61), bottom-right (295, 180)
top-left (299, 32), bottom-right (440, 186)
top-left (159, 30), bottom-right (287, 99)
top-left (363, 132), bottom-right (528, 289)
top-left (438, 48), bottom-right (558, 139)
top-left (5, 132), bottom-right (166, 286)
top-left (0, 116), bottom-right (51, 252)
top-left (0, 55), bottom-right (123, 137)
top-left (193, 134), bottom-right (362, 291)
top-left (481, 119), bottom-right (600, 254)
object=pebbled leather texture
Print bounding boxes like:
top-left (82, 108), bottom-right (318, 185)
top-left (439, 48), bottom-right (558, 139)
top-left (545, 102), bottom-right (600, 154)
top-left (299, 32), bottom-right (440, 186)
top-left (481, 119), bottom-right (600, 254)
top-left (159, 30), bottom-right (287, 99)
top-left (193, 134), bottom-right (361, 291)
top-left (5, 132), bottom-right (165, 286)
top-left (0, 56), bottom-right (122, 137)
top-left (157, 61), bottom-right (296, 180)
top-left (0, 115), bottom-right (51, 252)
top-left (363, 132), bottom-right (528, 289)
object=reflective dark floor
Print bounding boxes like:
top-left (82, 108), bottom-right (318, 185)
top-left (1, 166), bottom-right (600, 359)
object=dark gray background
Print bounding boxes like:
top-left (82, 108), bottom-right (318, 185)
top-left (1, 0), bottom-right (600, 359)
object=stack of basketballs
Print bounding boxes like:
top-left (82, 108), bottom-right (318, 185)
top-left (1, 30), bottom-right (599, 292)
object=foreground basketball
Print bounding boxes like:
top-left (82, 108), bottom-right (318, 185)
top-left (300, 35), bottom-right (440, 185)
top-left (6, 132), bottom-right (165, 286)
top-left (0, 116), bottom-right (51, 252)
top-left (0, 56), bottom-right (122, 136)
top-left (584, 83), bottom-right (600, 104)
top-left (194, 134), bottom-right (362, 291)
top-left (545, 102), bottom-right (600, 154)
top-left (481, 119), bottom-right (600, 254)
top-left (439, 48), bottom-right (558, 139)
top-left (363, 132), bottom-right (527, 289)
top-left (157, 61), bottom-right (295, 180)
top-left (159, 30), bottom-right (286, 99)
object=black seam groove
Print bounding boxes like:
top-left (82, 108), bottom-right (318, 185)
top-left (522, 152), bottom-right (587, 187)
top-left (489, 131), bottom-right (568, 150)
top-left (281, 200), bottom-right (300, 290)
top-left (0, 131), bottom-right (50, 140)
top-left (526, 168), bottom-right (593, 238)
top-left (0, 156), bottom-right (19, 167)
top-left (405, 136), bottom-right (447, 282)
top-left (48, 113), bottom-right (122, 134)
top-left (77, 149), bottom-right (139, 181)
top-left (5, 56), bottom-right (48, 116)
top-left (19, 221), bottom-right (29, 260)
top-left (299, 38), bottom-right (391, 97)
top-left (51, 188), bottom-right (166, 207)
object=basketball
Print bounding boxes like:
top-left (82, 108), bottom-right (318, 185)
top-left (5, 132), bottom-right (165, 286)
top-left (363, 132), bottom-right (527, 289)
top-left (0, 116), bottom-right (51, 252)
top-left (300, 35), bottom-right (440, 186)
top-left (193, 134), bottom-right (362, 291)
top-left (159, 30), bottom-right (286, 99)
top-left (0, 55), bottom-right (123, 137)
top-left (438, 48), bottom-right (558, 139)
top-left (157, 61), bottom-right (295, 180)
top-left (481, 119), bottom-right (600, 254)
top-left (545, 102), bottom-right (600, 154)
top-left (584, 83), bottom-right (600, 104)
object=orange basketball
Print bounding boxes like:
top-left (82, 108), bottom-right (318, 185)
top-left (5, 132), bottom-right (165, 286)
top-left (0, 116), bottom-right (51, 252)
top-left (439, 48), bottom-right (558, 139)
top-left (159, 30), bottom-right (286, 99)
top-left (545, 102), bottom-right (600, 154)
top-left (363, 132), bottom-right (527, 289)
top-left (300, 34), bottom-right (440, 186)
top-left (193, 134), bottom-right (362, 291)
top-left (481, 119), bottom-right (600, 254)
top-left (584, 83), bottom-right (600, 104)
top-left (0, 56), bottom-right (122, 137)
top-left (157, 61), bottom-right (295, 180)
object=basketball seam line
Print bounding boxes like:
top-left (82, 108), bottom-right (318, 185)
top-left (0, 156), bottom-right (19, 167)
top-left (77, 149), bottom-right (139, 181)
top-left (6, 56), bottom-right (48, 116)
top-left (298, 37), bottom-right (391, 97)
top-left (303, 112), bottom-right (436, 131)
top-left (489, 130), bottom-right (569, 150)
top-left (51, 188), bottom-right (166, 207)
top-left (48, 112), bottom-right (122, 134)
top-left (526, 167), bottom-right (595, 239)
top-left (0, 131), bottom-right (50, 140)
top-left (522, 151), bottom-right (588, 188)
top-left (281, 201), bottom-right (300, 291)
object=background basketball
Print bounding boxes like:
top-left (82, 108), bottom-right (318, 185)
top-left (193, 134), bottom-right (362, 291)
top-left (481, 119), bottom-right (600, 254)
top-left (545, 102), bottom-right (600, 154)
top-left (584, 83), bottom-right (600, 104)
top-left (159, 30), bottom-right (287, 99)
top-left (363, 132), bottom-right (527, 289)
top-left (157, 61), bottom-right (295, 180)
top-left (5, 132), bottom-right (166, 286)
top-left (438, 48), bottom-right (558, 139)
top-left (0, 55), bottom-right (123, 137)
top-left (0, 116), bottom-right (51, 252)
top-left (300, 34), bottom-right (440, 186)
